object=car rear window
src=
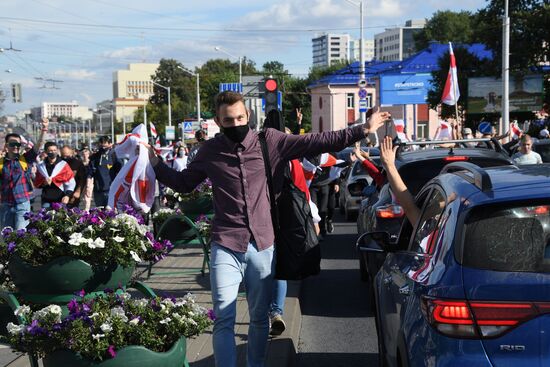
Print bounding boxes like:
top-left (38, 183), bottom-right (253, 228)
top-left (399, 157), bottom-right (511, 195)
top-left (463, 203), bottom-right (550, 272)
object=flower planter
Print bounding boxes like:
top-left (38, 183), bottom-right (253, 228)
top-left (8, 255), bottom-right (135, 297)
top-left (42, 337), bottom-right (189, 367)
top-left (178, 196), bottom-right (213, 217)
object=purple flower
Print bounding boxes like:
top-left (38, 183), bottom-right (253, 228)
top-left (7, 242), bottom-right (16, 253)
top-left (16, 229), bottom-right (26, 238)
top-left (145, 232), bottom-right (154, 242)
top-left (82, 303), bottom-right (91, 313)
top-left (67, 299), bottom-right (79, 314)
top-left (207, 309), bottom-right (216, 321)
top-left (27, 319), bottom-right (46, 336)
top-left (51, 202), bottom-right (62, 210)
top-left (107, 345), bottom-right (117, 358)
top-left (77, 289), bottom-right (86, 298)
top-left (28, 228), bottom-right (39, 236)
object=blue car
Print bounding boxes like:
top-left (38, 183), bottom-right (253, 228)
top-left (359, 163), bottom-right (550, 367)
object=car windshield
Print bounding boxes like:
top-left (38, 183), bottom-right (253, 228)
top-left (463, 202), bottom-right (550, 272)
top-left (399, 156), bottom-right (511, 195)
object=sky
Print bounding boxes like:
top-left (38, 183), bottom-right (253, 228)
top-left (0, 0), bottom-right (486, 115)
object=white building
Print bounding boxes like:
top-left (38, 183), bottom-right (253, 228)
top-left (312, 33), bottom-right (350, 68)
top-left (349, 39), bottom-right (375, 62)
top-left (36, 101), bottom-right (92, 120)
top-left (112, 63), bottom-right (159, 125)
top-left (374, 19), bottom-right (426, 61)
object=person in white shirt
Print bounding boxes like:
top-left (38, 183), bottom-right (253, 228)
top-left (512, 134), bottom-right (543, 165)
top-left (171, 147), bottom-right (187, 172)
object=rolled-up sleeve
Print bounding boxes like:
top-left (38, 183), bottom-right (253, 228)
top-left (270, 125), bottom-right (366, 161)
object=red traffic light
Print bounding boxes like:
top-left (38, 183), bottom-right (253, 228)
top-left (265, 79), bottom-right (278, 92)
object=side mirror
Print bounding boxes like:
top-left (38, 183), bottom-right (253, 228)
top-left (362, 185), bottom-right (377, 197)
top-left (356, 231), bottom-right (392, 254)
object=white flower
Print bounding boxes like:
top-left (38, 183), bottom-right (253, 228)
top-left (161, 298), bottom-right (175, 308)
top-left (94, 238), bottom-right (105, 249)
top-left (141, 242), bottom-right (148, 251)
top-left (113, 236), bottom-right (125, 243)
top-left (0, 264), bottom-right (4, 272)
top-left (130, 251), bottom-right (142, 262)
top-left (55, 236), bottom-right (65, 243)
top-left (135, 299), bottom-right (148, 307)
top-left (119, 292), bottom-right (131, 301)
top-left (92, 333), bottom-right (105, 340)
top-left (110, 306), bottom-right (129, 322)
top-left (84, 238), bottom-right (96, 249)
top-left (48, 305), bottom-right (62, 316)
top-left (129, 317), bottom-right (140, 325)
top-left (89, 312), bottom-right (100, 319)
top-left (159, 317), bottom-right (172, 324)
top-left (68, 232), bottom-right (83, 246)
top-left (44, 227), bottom-right (54, 236)
top-left (6, 322), bottom-right (24, 335)
top-left (14, 305), bottom-right (30, 317)
top-left (100, 323), bottom-right (112, 333)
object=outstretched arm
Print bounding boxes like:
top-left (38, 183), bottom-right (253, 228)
top-left (379, 136), bottom-right (420, 225)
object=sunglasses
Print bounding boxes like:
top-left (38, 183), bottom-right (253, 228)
top-left (8, 142), bottom-right (22, 148)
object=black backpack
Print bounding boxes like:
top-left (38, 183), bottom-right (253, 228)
top-left (259, 132), bottom-right (321, 280)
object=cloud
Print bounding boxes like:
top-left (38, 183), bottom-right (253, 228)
top-left (101, 46), bottom-right (154, 60)
top-left (53, 69), bottom-right (97, 80)
top-left (78, 92), bottom-right (94, 104)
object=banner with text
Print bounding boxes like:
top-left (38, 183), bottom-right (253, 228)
top-left (380, 73), bottom-right (432, 105)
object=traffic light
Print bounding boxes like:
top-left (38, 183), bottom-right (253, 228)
top-left (263, 78), bottom-right (279, 115)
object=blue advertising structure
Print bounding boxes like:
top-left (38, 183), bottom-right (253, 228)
top-left (380, 73), bottom-right (432, 105)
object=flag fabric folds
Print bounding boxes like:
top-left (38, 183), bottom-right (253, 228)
top-left (393, 119), bottom-right (411, 142)
top-left (108, 124), bottom-right (156, 213)
top-left (441, 42), bottom-right (460, 106)
top-left (34, 160), bottom-right (75, 192)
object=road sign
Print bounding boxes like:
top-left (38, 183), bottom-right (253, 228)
top-left (357, 79), bottom-right (367, 88)
top-left (261, 91), bottom-right (282, 112)
top-left (219, 83), bottom-right (243, 93)
top-left (358, 88), bottom-right (367, 99)
top-left (165, 126), bottom-right (175, 140)
top-left (183, 121), bottom-right (193, 133)
top-left (359, 99), bottom-right (368, 113)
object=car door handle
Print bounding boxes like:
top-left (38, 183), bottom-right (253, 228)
top-left (399, 285), bottom-right (410, 295)
top-left (383, 276), bottom-right (392, 285)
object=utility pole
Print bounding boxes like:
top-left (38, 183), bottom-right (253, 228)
top-left (502, 0), bottom-right (510, 134)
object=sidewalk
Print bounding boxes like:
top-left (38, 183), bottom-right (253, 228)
top-left (2, 241), bottom-right (302, 367)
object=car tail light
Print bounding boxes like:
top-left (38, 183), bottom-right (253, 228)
top-left (376, 204), bottom-right (404, 219)
top-left (443, 156), bottom-right (469, 162)
top-left (522, 205), bottom-right (550, 216)
top-left (423, 298), bottom-right (546, 339)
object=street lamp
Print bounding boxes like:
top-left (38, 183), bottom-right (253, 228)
top-left (344, 0), bottom-right (366, 125)
top-left (151, 80), bottom-right (172, 128)
top-left (177, 66), bottom-right (201, 124)
top-left (214, 46), bottom-right (242, 85)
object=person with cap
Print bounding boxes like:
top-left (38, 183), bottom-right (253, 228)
top-left (512, 134), bottom-right (543, 165)
top-left (462, 127), bottom-right (477, 148)
top-left (539, 128), bottom-right (549, 139)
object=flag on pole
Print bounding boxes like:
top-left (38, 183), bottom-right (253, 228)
top-left (150, 122), bottom-right (160, 147)
top-left (393, 119), bottom-right (411, 142)
top-left (441, 42), bottom-right (460, 106)
top-left (435, 120), bottom-right (452, 140)
top-left (510, 122), bottom-right (523, 140)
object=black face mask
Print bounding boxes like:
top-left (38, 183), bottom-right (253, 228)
top-left (223, 125), bottom-right (250, 143)
top-left (47, 152), bottom-right (57, 160)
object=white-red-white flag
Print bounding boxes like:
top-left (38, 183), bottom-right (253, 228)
top-left (149, 122), bottom-right (160, 147)
top-left (435, 120), bottom-right (452, 140)
top-left (441, 42), bottom-right (460, 106)
top-left (511, 122), bottom-right (523, 140)
top-left (393, 119), bottom-right (411, 142)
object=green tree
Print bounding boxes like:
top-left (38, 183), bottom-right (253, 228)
top-left (414, 11), bottom-right (478, 51)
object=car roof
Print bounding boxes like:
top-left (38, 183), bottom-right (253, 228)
top-left (435, 164), bottom-right (550, 204)
top-left (396, 148), bottom-right (512, 167)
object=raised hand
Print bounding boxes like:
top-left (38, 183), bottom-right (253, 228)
top-left (296, 108), bottom-right (303, 125)
top-left (364, 107), bottom-right (391, 134)
top-left (380, 136), bottom-right (398, 170)
top-left (41, 118), bottom-right (49, 131)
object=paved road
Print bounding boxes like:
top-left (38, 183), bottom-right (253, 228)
top-left (296, 213), bottom-right (379, 367)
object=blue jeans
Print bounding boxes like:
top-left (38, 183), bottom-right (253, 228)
top-left (210, 241), bottom-right (275, 367)
top-left (0, 201), bottom-right (31, 230)
top-left (270, 280), bottom-right (287, 317)
top-left (93, 191), bottom-right (109, 207)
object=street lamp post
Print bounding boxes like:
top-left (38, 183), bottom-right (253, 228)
top-left (502, 0), bottom-right (510, 134)
top-left (345, 0), bottom-right (365, 125)
top-left (178, 66), bottom-right (201, 124)
top-left (214, 46), bottom-right (242, 85)
top-left (151, 81), bottom-right (172, 128)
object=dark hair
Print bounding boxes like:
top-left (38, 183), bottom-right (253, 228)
top-left (44, 142), bottom-right (58, 150)
top-left (98, 136), bottom-right (111, 144)
top-left (215, 91), bottom-right (245, 113)
top-left (195, 130), bottom-right (206, 142)
top-left (5, 133), bottom-right (21, 142)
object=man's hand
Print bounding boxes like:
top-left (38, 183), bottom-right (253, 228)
top-left (350, 152), bottom-right (358, 163)
top-left (364, 107), bottom-right (391, 135)
top-left (380, 136), bottom-right (398, 170)
top-left (296, 108), bottom-right (303, 125)
top-left (41, 118), bottom-right (49, 131)
top-left (61, 196), bottom-right (69, 204)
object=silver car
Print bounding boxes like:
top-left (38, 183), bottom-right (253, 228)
top-left (338, 160), bottom-right (374, 221)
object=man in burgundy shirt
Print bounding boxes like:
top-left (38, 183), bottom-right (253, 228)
top-left (146, 92), bottom-right (388, 367)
